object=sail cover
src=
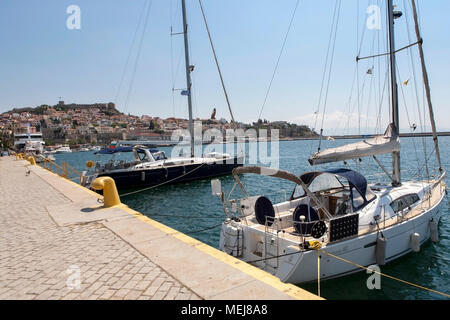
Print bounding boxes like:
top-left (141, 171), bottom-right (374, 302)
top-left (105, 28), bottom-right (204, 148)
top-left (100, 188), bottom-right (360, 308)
top-left (309, 124), bottom-right (400, 165)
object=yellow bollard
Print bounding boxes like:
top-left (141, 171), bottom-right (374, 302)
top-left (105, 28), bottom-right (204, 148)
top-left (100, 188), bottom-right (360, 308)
top-left (28, 156), bottom-right (36, 165)
top-left (90, 176), bottom-right (121, 208)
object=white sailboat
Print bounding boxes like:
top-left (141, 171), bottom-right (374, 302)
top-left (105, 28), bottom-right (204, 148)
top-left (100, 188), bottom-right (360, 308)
top-left (213, 0), bottom-right (447, 284)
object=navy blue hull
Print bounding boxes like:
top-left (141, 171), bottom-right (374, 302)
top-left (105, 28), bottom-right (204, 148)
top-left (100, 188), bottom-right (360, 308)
top-left (97, 158), bottom-right (243, 189)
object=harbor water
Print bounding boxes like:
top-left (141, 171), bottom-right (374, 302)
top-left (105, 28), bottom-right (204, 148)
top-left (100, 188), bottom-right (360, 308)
top-left (53, 137), bottom-right (450, 300)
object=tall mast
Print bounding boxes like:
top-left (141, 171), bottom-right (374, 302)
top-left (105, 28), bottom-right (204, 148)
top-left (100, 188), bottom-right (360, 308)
top-left (181, 0), bottom-right (195, 158)
top-left (411, 0), bottom-right (443, 174)
top-left (387, 0), bottom-right (401, 185)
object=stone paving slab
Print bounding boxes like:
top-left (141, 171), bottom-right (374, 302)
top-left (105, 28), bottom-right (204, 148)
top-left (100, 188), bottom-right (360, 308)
top-left (46, 201), bottom-right (131, 227)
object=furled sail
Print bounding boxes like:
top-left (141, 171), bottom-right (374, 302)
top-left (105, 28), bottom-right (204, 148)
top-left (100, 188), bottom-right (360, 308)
top-left (309, 124), bottom-right (400, 165)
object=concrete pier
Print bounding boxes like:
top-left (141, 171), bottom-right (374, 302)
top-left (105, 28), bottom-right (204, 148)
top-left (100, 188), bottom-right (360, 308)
top-left (0, 157), bottom-right (320, 300)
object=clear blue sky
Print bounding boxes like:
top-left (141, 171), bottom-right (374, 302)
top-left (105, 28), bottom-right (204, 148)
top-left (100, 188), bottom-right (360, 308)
top-left (1, 0), bottom-right (449, 134)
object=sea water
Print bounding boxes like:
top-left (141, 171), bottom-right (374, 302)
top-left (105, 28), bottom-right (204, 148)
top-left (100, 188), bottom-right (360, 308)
top-left (54, 137), bottom-right (450, 300)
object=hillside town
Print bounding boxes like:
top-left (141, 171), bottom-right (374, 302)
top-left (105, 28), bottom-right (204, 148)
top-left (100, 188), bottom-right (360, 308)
top-left (0, 101), bottom-right (317, 149)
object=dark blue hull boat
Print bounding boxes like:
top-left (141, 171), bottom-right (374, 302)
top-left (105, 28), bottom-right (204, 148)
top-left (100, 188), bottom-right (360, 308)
top-left (96, 156), bottom-right (243, 189)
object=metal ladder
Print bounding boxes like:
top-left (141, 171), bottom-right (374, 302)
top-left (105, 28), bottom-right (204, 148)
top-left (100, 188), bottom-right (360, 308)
top-left (264, 218), bottom-right (280, 270)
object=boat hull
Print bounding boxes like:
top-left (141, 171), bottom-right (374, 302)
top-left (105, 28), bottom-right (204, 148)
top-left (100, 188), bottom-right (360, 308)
top-left (96, 156), bottom-right (243, 189)
top-left (275, 192), bottom-right (444, 284)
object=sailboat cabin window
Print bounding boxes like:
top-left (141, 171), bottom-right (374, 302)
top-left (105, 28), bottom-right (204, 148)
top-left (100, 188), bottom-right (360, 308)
top-left (390, 193), bottom-right (420, 214)
top-left (308, 173), bottom-right (343, 193)
top-left (292, 185), bottom-right (305, 198)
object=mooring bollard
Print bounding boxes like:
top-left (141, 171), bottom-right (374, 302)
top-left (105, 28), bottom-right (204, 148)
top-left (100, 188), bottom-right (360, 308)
top-left (28, 156), bottom-right (36, 165)
top-left (90, 177), bottom-right (121, 208)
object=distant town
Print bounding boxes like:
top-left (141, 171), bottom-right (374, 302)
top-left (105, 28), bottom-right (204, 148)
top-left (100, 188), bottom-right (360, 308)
top-left (0, 101), bottom-right (318, 148)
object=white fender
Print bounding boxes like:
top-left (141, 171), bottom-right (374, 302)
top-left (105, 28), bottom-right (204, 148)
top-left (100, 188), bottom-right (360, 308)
top-left (410, 233), bottom-right (420, 252)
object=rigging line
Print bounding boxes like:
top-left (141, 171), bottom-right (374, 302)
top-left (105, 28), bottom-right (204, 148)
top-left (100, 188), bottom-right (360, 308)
top-left (245, 248), bottom-right (450, 298)
top-left (198, 0), bottom-right (236, 128)
top-left (173, 47), bottom-right (185, 92)
top-left (376, 0), bottom-right (382, 134)
top-left (184, 7), bottom-right (199, 119)
top-left (320, 250), bottom-right (450, 299)
top-left (184, 223), bottom-right (222, 235)
top-left (148, 214), bottom-right (221, 220)
top-left (404, 0), bottom-right (429, 180)
top-left (334, 65), bottom-right (358, 136)
top-left (366, 26), bottom-right (379, 133)
top-left (355, 0), bottom-right (370, 134)
top-left (396, 62), bottom-right (423, 181)
top-left (123, 0), bottom-right (154, 115)
top-left (113, 0), bottom-right (148, 107)
top-left (357, 0), bottom-right (370, 57)
top-left (170, 0), bottom-right (176, 117)
top-left (375, 63), bottom-right (390, 132)
top-left (119, 163), bottom-right (207, 198)
top-left (318, 0), bottom-right (342, 150)
top-left (310, 0), bottom-right (339, 144)
top-left (257, 0), bottom-right (301, 122)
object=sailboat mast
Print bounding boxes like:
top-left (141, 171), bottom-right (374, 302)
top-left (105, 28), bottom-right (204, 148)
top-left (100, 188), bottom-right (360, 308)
top-left (410, 0), bottom-right (443, 174)
top-left (387, 0), bottom-right (401, 185)
top-left (181, 0), bottom-right (195, 158)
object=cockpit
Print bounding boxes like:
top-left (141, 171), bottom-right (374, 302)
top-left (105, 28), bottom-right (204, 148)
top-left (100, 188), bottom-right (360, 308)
top-left (293, 169), bottom-right (377, 216)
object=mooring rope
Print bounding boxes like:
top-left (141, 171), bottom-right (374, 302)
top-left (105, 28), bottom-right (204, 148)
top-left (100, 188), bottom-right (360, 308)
top-left (184, 223), bottom-right (222, 235)
top-left (243, 246), bottom-right (450, 299)
top-left (320, 250), bottom-right (450, 299)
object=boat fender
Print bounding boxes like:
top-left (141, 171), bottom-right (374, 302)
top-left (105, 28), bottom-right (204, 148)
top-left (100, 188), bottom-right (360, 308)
top-left (430, 220), bottom-right (439, 243)
top-left (410, 233), bottom-right (420, 252)
top-left (376, 236), bottom-right (386, 266)
top-left (164, 167), bottom-right (169, 178)
top-left (141, 171), bottom-right (146, 182)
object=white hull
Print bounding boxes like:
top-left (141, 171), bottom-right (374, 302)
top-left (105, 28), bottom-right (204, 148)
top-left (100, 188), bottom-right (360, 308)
top-left (278, 195), bottom-right (443, 283)
top-left (219, 173), bottom-right (446, 284)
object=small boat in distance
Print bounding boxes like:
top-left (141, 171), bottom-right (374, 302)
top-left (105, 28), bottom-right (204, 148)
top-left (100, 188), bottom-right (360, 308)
top-left (54, 145), bottom-right (72, 154)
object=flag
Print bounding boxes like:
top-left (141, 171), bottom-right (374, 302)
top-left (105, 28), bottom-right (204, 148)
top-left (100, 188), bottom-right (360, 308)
top-left (181, 90), bottom-right (190, 96)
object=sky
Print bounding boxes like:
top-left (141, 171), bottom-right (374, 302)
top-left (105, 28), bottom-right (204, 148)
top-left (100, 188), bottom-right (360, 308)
top-left (1, 0), bottom-right (449, 134)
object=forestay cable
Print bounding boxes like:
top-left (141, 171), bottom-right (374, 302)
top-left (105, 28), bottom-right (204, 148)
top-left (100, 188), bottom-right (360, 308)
top-left (198, 0), bottom-right (236, 128)
top-left (257, 0), bottom-right (301, 121)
